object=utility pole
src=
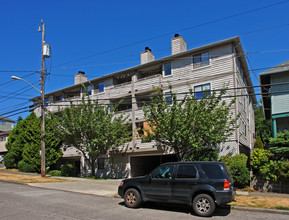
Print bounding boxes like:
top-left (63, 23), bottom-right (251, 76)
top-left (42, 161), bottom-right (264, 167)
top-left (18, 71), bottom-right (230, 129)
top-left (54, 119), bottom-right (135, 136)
top-left (40, 19), bottom-right (46, 177)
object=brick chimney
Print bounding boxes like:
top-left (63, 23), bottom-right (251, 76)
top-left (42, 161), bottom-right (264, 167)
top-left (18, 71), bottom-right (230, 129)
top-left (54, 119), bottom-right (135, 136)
top-left (171, 34), bottom-right (187, 55)
top-left (141, 47), bottom-right (155, 64)
top-left (74, 71), bottom-right (87, 84)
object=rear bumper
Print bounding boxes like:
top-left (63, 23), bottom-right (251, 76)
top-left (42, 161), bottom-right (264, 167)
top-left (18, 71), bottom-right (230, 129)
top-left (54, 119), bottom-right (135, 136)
top-left (215, 190), bottom-right (236, 205)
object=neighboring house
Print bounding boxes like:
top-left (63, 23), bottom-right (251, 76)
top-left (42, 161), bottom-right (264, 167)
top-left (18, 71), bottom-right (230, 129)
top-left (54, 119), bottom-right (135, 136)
top-left (32, 35), bottom-right (256, 178)
top-left (260, 60), bottom-right (289, 137)
top-left (0, 116), bottom-right (15, 156)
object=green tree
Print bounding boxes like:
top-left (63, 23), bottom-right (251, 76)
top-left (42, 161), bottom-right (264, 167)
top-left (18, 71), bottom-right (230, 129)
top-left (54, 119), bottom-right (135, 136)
top-left (269, 131), bottom-right (289, 159)
top-left (48, 95), bottom-right (131, 177)
top-left (4, 113), bottom-right (62, 172)
top-left (143, 86), bottom-right (238, 161)
top-left (254, 101), bottom-right (271, 144)
top-left (254, 136), bottom-right (264, 149)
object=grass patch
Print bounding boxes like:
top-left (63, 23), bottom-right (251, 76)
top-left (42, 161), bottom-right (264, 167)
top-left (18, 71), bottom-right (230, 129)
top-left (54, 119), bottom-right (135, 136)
top-left (276, 206), bottom-right (289, 210)
top-left (1, 169), bottom-right (19, 172)
top-left (0, 172), bottom-right (70, 183)
top-left (230, 195), bottom-right (289, 210)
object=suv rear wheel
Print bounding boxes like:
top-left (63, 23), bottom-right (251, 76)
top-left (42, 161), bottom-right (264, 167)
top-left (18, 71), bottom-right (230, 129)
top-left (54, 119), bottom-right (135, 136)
top-left (193, 194), bottom-right (215, 217)
top-left (124, 188), bottom-right (142, 208)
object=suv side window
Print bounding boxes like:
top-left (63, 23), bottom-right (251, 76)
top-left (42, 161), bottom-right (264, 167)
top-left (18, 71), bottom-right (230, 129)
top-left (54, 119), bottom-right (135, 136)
top-left (176, 164), bottom-right (197, 179)
top-left (151, 164), bottom-right (174, 179)
top-left (201, 164), bottom-right (225, 179)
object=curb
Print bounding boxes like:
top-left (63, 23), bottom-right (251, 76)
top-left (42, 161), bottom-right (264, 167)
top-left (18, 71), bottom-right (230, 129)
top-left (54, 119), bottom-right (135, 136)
top-left (0, 179), bottom-right (26, 185)
top-left (233, 206), bottom-right (289, 215)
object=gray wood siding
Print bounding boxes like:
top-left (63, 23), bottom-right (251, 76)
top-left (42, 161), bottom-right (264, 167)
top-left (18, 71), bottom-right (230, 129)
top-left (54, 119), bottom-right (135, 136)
top-left (271, 72), bottom-right (289, 115)
top-left (235, 54), bottom-right (254, 149)
top-left (135, 75), bottom-right (160, 91)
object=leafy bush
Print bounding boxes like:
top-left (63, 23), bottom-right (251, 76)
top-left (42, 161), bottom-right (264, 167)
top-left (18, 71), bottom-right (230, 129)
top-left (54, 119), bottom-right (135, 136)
top-left (186, 147), bottom-right (218, 161)
top-left (219, 153), bottom-right (247, 166)
top-left (48, 170), bottom-right (62, 176)
top-left (4, 151), bottom-right (18, 169)
top-left (18, 160), bottom-right (36, 173)
top-left (279, 160), bottom-right (289, 180)
top-left (229, 162), bottom-right (250, 188)
top-left (219, 154), bottom-right (249, 188)
top-left (254, 136), bottom-right (264, 149)
top-left (61, 164), bottom-right (77, 177)
top-left (259, 160), bottom-right (281, 182)
top-left (251, 148), bottom-right (273, 172)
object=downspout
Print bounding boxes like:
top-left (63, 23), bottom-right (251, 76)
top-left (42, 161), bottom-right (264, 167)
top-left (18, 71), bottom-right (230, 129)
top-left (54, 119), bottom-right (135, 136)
top-left (232, 43), bottom-right (240, 154)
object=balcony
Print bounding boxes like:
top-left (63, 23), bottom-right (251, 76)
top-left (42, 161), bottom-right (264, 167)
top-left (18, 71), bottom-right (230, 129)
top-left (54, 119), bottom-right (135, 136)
top-left (110, 82), bottom-right (132, 97)
top-left (135, 75), bottom-right (160, 92)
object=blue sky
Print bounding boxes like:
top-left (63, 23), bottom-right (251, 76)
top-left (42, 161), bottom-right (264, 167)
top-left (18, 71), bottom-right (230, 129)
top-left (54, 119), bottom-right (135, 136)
top-left (0, 0), bottom-right (289, 121)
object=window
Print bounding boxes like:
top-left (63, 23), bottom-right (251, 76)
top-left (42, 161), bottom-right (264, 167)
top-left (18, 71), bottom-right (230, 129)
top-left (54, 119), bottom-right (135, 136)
top-left (151, 164), bottom-right (174, 179)
top-left (95, 82), bottom-right (104, 93)
top-left (99, 82), bottom-right (104, 93)
top-left (54, 95), bottom-right (63, 102)
top-left (165, 92), bottom-right (172, 104)
top-left (45, 98), bottom-right (49, 107)
top-left (176, 164), bottom-right (197, 179)
top-left (87, 85), bottom-right (92, 95)
top-left (163, 62), bottom-right (172, 76)
top-left (0, 120), bottom-right (6, 125)
top-left (193, 52), bottom-right (210, 68)
top-left (201, 164), bottom-right (225, 179)
top-left (194, 83), bottom-right (210, 99)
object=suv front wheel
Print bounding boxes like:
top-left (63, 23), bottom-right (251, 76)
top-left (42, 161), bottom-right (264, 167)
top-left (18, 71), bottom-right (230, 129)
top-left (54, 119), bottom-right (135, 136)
top-left (192, 194), bottom-right (215, 217)
top-left (124, 188), bottom-right (142, 208)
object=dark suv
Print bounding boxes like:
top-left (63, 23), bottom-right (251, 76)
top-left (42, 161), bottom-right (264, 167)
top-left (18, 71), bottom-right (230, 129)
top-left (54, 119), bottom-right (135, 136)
top-left (118, 161), bottom-right (235, 217)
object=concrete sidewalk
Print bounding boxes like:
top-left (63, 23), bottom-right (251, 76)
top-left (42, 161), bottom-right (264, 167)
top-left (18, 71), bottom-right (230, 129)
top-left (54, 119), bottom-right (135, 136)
top-left (28, 177), bottom-right (122, 197)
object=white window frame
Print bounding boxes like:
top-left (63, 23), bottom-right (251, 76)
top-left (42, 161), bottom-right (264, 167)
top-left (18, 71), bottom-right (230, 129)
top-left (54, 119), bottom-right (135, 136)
top-left (95, 82), bottom-right (105, 94)
top-left (194, 83), bottom-right (211, 99)
top-left (165, 91), bottom-right (173, 105)
top-left (192, 51), bottom-right (210, 69)
top-left (163, 62), bottom-right (172, 77)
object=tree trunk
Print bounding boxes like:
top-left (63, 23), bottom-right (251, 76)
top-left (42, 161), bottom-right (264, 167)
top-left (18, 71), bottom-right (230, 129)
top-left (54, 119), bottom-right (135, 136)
top-left (91, 160), bottom-right (96, 178)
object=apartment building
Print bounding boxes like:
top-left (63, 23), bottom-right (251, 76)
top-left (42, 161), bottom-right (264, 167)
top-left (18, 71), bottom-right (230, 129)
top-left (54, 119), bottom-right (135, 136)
top-left (260, 60), bottom-right (289, 137)
top-left (32, 35), bottom-right (256, 178)
top-left (0, 116), bottom-right (15, 156)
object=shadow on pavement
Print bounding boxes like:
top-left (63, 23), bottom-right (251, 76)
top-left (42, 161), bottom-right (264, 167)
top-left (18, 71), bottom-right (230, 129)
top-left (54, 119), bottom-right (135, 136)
top-left (118, 201), bottom-right (231, 217)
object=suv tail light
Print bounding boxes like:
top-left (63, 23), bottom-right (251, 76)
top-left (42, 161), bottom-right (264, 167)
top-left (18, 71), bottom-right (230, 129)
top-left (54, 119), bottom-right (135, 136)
top-left (224, 180), bottom-right (230, 191)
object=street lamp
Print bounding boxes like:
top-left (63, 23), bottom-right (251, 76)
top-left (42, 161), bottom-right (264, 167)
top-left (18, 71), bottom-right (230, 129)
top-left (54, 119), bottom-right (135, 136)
top-left (11, 76), bottom-right (42, 93)
top-left (11, 75), bottom-right (46, 177)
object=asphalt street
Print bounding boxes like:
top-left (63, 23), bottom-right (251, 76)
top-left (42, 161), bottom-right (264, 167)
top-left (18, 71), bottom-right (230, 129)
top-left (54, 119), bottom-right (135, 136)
top-left (0, 182), bottom-right (288, 220)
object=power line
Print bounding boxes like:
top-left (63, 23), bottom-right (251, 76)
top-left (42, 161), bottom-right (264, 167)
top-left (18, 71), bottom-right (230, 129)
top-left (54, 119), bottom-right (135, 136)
top-left (0, 71), bottom-right (40, 88)
top-left (0, 101), bottom-right (31, 112)
top-left (48, 23), bottom-right (289, 72)
top-left (0, 106), bottom-right (30, 116)
top-left (3, 109), bottom-right (31, 118)
top-left (0, 81), bottom-right (40, 103)
top-left (0, 70), bottom-right (40, 73)
top-left (48, 50), bottom-right (289, 79)
top-left (52, 0), bottom-right (289, 69)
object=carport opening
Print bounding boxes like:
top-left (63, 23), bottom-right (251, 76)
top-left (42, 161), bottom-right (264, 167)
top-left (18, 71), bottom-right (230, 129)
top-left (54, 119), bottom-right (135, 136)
top-left (130, 154), bottom-right (177, 177)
